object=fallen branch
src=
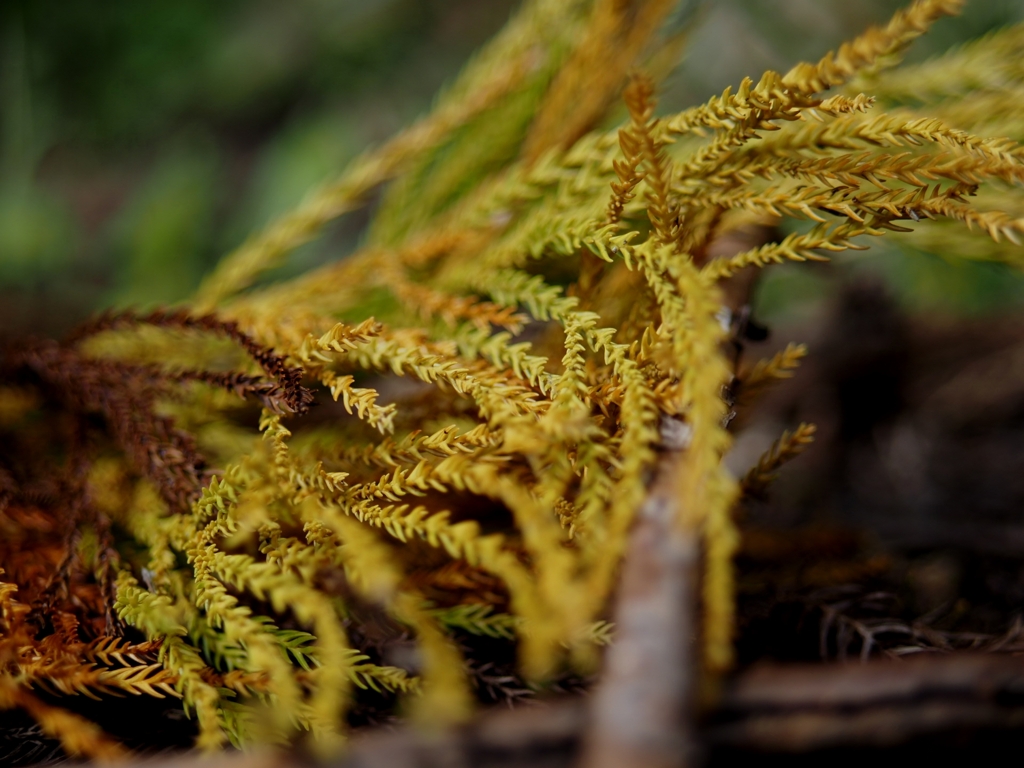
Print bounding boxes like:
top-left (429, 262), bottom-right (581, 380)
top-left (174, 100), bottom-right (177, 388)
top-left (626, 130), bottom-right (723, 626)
top-left (580, 434), bottom-right (701, 768)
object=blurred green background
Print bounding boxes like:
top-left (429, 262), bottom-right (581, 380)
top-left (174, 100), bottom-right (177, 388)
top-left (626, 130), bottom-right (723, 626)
top-left (2, 0), bottom-right (1024, 337)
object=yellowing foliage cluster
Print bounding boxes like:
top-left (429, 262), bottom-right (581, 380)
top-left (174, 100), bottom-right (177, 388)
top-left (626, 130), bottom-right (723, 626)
top-left (3, 0), bottom-right (1024, 759)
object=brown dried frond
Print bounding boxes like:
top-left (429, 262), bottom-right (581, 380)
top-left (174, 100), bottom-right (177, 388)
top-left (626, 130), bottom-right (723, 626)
top-left (741, 423), bottom-right (817, 500)
top-left (2, 339), bottom-right (208, 514)
top-left (736, 343), bottom-right (809, 408)
top-left (0, 307), bottom-right (314, 518)
top-left (2, 339), bottom-right (204, 514)
top-left (69, 308), bottom-right (314, 416)
top-left (1, 587), bottom-right (138, 753)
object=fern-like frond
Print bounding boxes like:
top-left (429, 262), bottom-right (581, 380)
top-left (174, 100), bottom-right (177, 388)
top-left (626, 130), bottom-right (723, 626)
top-left (737, 343), bottom-right (809, 408)
top-left (741, 423), bottom-right (818, 500)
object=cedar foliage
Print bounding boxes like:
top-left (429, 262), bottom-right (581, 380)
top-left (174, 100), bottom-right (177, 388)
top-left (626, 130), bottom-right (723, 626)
top-left (2, 0), bottom-right (1024, 759)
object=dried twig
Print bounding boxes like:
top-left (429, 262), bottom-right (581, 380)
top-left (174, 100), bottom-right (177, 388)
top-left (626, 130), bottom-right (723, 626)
top-left (580, 432), bottom-right (701, 768)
